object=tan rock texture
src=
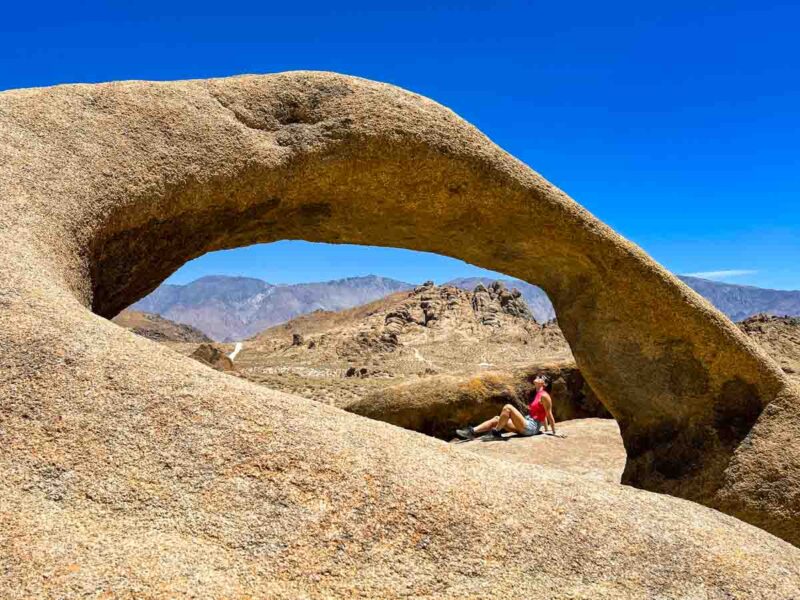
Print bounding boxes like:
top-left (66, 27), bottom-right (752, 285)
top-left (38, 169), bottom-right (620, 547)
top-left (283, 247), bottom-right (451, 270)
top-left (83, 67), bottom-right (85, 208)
top-left (739, 314), bottom-right (800, 380)
top-left (460, 418), bottom-right (627, 484)
top-left (190, 343), bottom-right (237, 372)
top-left (2, 71), bottom-right (800, 596)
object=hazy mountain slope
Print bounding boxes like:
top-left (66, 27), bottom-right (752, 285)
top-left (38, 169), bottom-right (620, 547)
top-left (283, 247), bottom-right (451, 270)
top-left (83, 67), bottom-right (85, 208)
top-left (679, 276), bottom-right (800, 321)
top-left (130, 275), bottom-right (414, 341)
top-left (131, 276), bottom-right (275, 342)
top-left (130, 272), bottom-right (800, 341)
top-left (112, 310), bottom-right (212, 343)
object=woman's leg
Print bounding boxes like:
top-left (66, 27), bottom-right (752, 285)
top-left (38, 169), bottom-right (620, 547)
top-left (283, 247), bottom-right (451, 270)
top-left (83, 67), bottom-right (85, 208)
top-left (496, 404), bottom-right (528, 432)
top-left (472, 415), bottom-right (500, 434)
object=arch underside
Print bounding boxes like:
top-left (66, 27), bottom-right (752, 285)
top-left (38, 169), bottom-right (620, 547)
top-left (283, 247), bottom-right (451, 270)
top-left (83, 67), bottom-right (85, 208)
top-left (2, 70), bottom-right (799, 562)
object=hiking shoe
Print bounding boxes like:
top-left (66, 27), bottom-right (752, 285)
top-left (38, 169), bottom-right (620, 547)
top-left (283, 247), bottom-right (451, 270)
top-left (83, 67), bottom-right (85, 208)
top-left (455, 426), bottom-right (476, 440)
top-left (489, 428), bottom-right (504, 439)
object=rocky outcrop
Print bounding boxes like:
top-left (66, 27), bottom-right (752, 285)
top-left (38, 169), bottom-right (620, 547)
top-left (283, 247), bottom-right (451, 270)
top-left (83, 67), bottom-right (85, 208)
top-left (382, 281), bottom-right (534, 336)
top-left (385, 283), bottom-right (458, 331)
top-left (739, 314), bottom-right (800, 377)
top-left (345, 361), bottom-right (609, 439)
top-left (3, 72), bottom-right (800, 596)
top-left (344, 366), bottom-right (371, 378)
top-left (472, 281), bottom-right (532, 325)
top-left (190, 343), bottom-right (236, 372)
top-left (238, 282), bottom-right (566, 406)
top-left (346, 370), bottom-right (520, 438)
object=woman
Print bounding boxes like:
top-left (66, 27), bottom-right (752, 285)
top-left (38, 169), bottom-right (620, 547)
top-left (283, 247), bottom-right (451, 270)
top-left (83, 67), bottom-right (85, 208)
top-left (455, 373), bottom-right (563, 439)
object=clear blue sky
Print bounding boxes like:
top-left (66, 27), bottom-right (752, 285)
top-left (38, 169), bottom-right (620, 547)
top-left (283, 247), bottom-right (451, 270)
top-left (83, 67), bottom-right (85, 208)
top-left (3, 1), bottom-right (798, 289)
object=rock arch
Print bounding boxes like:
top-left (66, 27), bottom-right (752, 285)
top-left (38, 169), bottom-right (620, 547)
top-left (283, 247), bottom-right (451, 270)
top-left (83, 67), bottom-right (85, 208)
top-left (2, 72), bottom-right (800, 593)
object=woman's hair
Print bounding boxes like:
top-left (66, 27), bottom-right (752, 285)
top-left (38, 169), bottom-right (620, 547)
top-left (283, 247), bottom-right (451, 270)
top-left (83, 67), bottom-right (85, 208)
top-left (533, 373), bottom-right (552, 392)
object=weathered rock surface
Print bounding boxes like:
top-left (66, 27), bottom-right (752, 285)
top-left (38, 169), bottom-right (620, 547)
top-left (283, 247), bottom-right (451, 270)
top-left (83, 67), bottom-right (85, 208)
top-left (471, 280), bottom-right (533, 325)
top-left (346, 361), bottom-right (609, 439)
top-left (2, 72), bottom-right (800, 596)
top-left (739, 314), bottom-right (800, 379)
top-left (189, 343), bottom-right (236, 372)
top-left (459, 418), bottom-right (627, 484)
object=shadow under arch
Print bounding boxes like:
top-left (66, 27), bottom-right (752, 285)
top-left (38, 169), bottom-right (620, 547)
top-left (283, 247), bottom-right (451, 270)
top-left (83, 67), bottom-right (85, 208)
top-left (5, 71), bottom-right (799, 544)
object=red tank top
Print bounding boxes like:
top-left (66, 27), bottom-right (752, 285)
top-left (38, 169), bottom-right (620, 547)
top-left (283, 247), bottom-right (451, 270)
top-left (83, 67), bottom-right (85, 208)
top-left (529, 389), bottom-right (548, 422)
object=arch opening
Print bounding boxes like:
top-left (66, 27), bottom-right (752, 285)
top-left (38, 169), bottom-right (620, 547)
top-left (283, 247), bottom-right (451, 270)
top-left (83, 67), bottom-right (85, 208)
top-left (112, 241), bottom-right (621, 482)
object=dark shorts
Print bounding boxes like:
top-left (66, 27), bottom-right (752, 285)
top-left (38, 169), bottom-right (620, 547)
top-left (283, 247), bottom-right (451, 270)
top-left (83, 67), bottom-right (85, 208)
top-left (519, 416), bottom-right (542, 437)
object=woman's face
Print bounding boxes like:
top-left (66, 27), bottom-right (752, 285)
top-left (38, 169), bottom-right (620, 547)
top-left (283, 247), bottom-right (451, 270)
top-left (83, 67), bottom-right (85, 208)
top-left (533, 376), bottom-right (545, 388)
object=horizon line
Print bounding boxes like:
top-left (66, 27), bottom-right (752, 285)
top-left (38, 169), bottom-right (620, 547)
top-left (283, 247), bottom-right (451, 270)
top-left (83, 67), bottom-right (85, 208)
top-left (161, 272), bottom-right (800, 293)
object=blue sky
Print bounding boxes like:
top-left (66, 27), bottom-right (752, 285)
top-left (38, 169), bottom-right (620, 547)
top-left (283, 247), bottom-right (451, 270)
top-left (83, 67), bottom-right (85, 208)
top-left (3, 1), bottom-right (798, 289)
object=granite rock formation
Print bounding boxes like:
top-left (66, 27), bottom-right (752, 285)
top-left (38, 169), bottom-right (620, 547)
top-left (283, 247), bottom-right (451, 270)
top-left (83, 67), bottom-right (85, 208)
top-left (2, 72), bottom-right (800, 596)
top-left (738, 314), bottom-right (800, 379)
top-left (190, 343), bottom-right (237, 372)
top-left (236, 281), bottom-right (566, 407)
top-left (462, 418), bottom-right (628, 484)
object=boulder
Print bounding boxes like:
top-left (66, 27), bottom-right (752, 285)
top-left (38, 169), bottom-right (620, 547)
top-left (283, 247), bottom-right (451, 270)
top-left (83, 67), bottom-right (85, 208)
top-left (190, 343), bottom-right (236, 372)
top-left (346, 371), bottom-right (520, 438)
top-left (738, 314), bottom-right (800, 378)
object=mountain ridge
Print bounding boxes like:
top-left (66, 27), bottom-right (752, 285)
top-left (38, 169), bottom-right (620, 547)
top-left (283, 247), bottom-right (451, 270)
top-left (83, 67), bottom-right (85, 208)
top-left (131, 274), bottom-right (414, 341)
top-left (130, 273), bottom-right (800, 341)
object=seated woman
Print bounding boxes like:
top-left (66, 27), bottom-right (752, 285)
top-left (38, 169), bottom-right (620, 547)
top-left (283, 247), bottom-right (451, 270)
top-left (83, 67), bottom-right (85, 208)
top-left (455, 373), bottom-right (562, 439)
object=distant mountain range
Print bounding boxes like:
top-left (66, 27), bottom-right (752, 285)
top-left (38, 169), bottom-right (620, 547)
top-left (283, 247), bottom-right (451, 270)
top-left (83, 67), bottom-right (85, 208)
top-left (677, 276), bottom-right (800, 321)
top-left (129, 273), bottom-right (800, 341)
top-left (131, 275), bottom-right (414, 341)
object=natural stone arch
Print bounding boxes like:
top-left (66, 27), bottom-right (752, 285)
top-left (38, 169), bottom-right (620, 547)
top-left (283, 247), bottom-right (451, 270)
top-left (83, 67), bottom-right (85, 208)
top-left (1, 74), bottom-right (799, 591)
